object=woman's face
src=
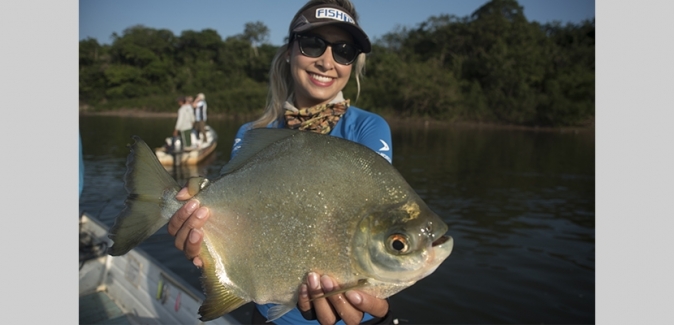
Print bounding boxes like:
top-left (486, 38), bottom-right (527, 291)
top-left (290, 25), bottom-right (354, 109)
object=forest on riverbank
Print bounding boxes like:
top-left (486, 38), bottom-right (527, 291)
top-left (79, 0), bottom-right (594, 127)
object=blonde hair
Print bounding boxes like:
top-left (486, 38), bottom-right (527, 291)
top-left (252, 0), bottom-right (367, 128)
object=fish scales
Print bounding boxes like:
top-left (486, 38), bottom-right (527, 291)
top-left (107, 128), bottom-right (453, 322)
top-left (197, 132), bottom-right (391, 302)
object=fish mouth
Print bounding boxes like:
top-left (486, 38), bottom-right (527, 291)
top-left (432, 235), bottom-right (451, 247)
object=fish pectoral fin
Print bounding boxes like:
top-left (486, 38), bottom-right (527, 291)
top-left (198, 246), bottom-right (248, 321)
top-left (308, 278), bottom-right (370, 302)
top-left (266, 303), bottom-right (296, 322)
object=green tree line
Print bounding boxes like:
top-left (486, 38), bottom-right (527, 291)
top-left (79, 0), bottom-right (594, 127)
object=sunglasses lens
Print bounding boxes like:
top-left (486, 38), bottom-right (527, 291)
top-left (332, 43), bottom-right (358, 65)
top-left (299, 36), bottom-right (327, 58)
top-left (297, 35), bottom-right (359, 65)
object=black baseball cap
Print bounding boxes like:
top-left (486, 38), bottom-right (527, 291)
top-left (289, 4), bottom-right (371, 53)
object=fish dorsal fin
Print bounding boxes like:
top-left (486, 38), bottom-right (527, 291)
top-left (220, 128), bottom-right (302, 175)
top-left (198, 243), bottom-right (248, 321)
top-left (308, 278), bottom-right (370, 302)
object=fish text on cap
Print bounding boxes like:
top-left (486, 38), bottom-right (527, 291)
top-left (315, 8), bottom-right (355, 24)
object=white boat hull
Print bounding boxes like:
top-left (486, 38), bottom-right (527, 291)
top-left (79, 213), bottom-right (239, 324)
top-left (155, 125), bottom-right (218, 166)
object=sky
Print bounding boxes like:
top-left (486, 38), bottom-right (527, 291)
top-left (80, 0), bottom-right (596, 46)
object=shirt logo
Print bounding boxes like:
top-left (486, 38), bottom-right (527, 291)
top-left (315, 8), bottom-right (355, 24)
top-left (378, 139), bottom-right (390, 151)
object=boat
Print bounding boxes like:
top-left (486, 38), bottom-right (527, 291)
top-left (155, 125), bottom-right (218, 166)
top-left (79, 212), bottom-right (240, 324)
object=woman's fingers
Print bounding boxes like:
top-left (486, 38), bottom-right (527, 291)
top-left (175, 187), bottom-right (192, 200)
top-left (297, 284), bottom-right (316, 320)
top-left (184, 228), bottom-right (203, 261)
top-left (166, 192), bottom-right (209, 264)
top-left (167, 198), bottom-right (198, 237)
top-left (306, 272), bottom-right (338, 325)
top-left (177, 206), bottom-right (209, 257)
top-left (168, 187), bottom-right (207, 266)
top-left (191, 255), bottom-right (204, 268)
top-left (345, 290), bottom-right (389, 318)
top-left (321, 276), bottom-right (363, 325)
top-left (298, 273), bottom-right (367, 325)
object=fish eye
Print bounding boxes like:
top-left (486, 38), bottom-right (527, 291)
top-left (387, 234), bottom-right (409, 254)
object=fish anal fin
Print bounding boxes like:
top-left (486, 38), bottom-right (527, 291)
top-left (198, 244), bottom-right (248, 321)
top-left (309, 278), bottom-right (370, 302)
top-left (267, 304), bottom-right (296, 322)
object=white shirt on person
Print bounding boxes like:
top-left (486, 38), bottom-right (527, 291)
top-left (194, 100), bottom-right (207, 122)
top-left (175, 104), bottom-right (195, 131)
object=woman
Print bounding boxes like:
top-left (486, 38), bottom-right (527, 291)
top-left (168, 1), bottom-right (393, 324)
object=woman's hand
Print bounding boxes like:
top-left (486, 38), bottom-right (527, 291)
top-left (297, 272), bottom-right (390, 325)
top-left (167, 187), bottom-right (209, 267)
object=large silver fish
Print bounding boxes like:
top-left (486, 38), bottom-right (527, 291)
top-left (108, 128), bottom-right (453, 322)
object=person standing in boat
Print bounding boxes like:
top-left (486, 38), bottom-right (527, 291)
top-left (167, 1), bottom-right (394, 324)
top-left (192, 93), bottom-right (208, 144)
top-left (173, 96), bottom-right (195, 149)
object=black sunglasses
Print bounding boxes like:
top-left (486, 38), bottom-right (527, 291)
top-left (294, 34), bottom-right (361, 65)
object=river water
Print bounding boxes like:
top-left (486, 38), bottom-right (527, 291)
top-left (79, 115), bottom-right (595, 324)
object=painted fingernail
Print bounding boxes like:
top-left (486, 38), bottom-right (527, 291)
top-left (320, 275), bottom-right (334, 291)
top-left (185, 200), bottom-right (198, 214)
top-left (189, 229), bottom-right (201, 243)
top-left (345, 291), bottom-right (362, 304)
top-left (193, 258), bottom-right (203, 268)
top-left (308, 272), bottom-right (320, 290)
top-left (178, 187), bottom-right (190, 196)
top-left (195, 207), bottom-right (207, 219)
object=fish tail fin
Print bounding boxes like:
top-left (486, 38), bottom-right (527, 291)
top-left (108, 136), bottom-right (181, 256)
top-left (198, 244), bottom-right (248, 321)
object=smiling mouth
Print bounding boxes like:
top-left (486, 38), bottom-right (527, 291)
top-left (309, 73), bottom-right (333, 83)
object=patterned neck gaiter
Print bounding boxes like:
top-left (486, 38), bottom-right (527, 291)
top-left (284, 99), bottom-right (350, 134)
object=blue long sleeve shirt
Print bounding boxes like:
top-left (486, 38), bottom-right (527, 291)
top-left (231, 106), bottom-right (392, 163)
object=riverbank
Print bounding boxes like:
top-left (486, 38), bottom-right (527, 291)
top-left (79, 109), bottom-right (594, 134)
